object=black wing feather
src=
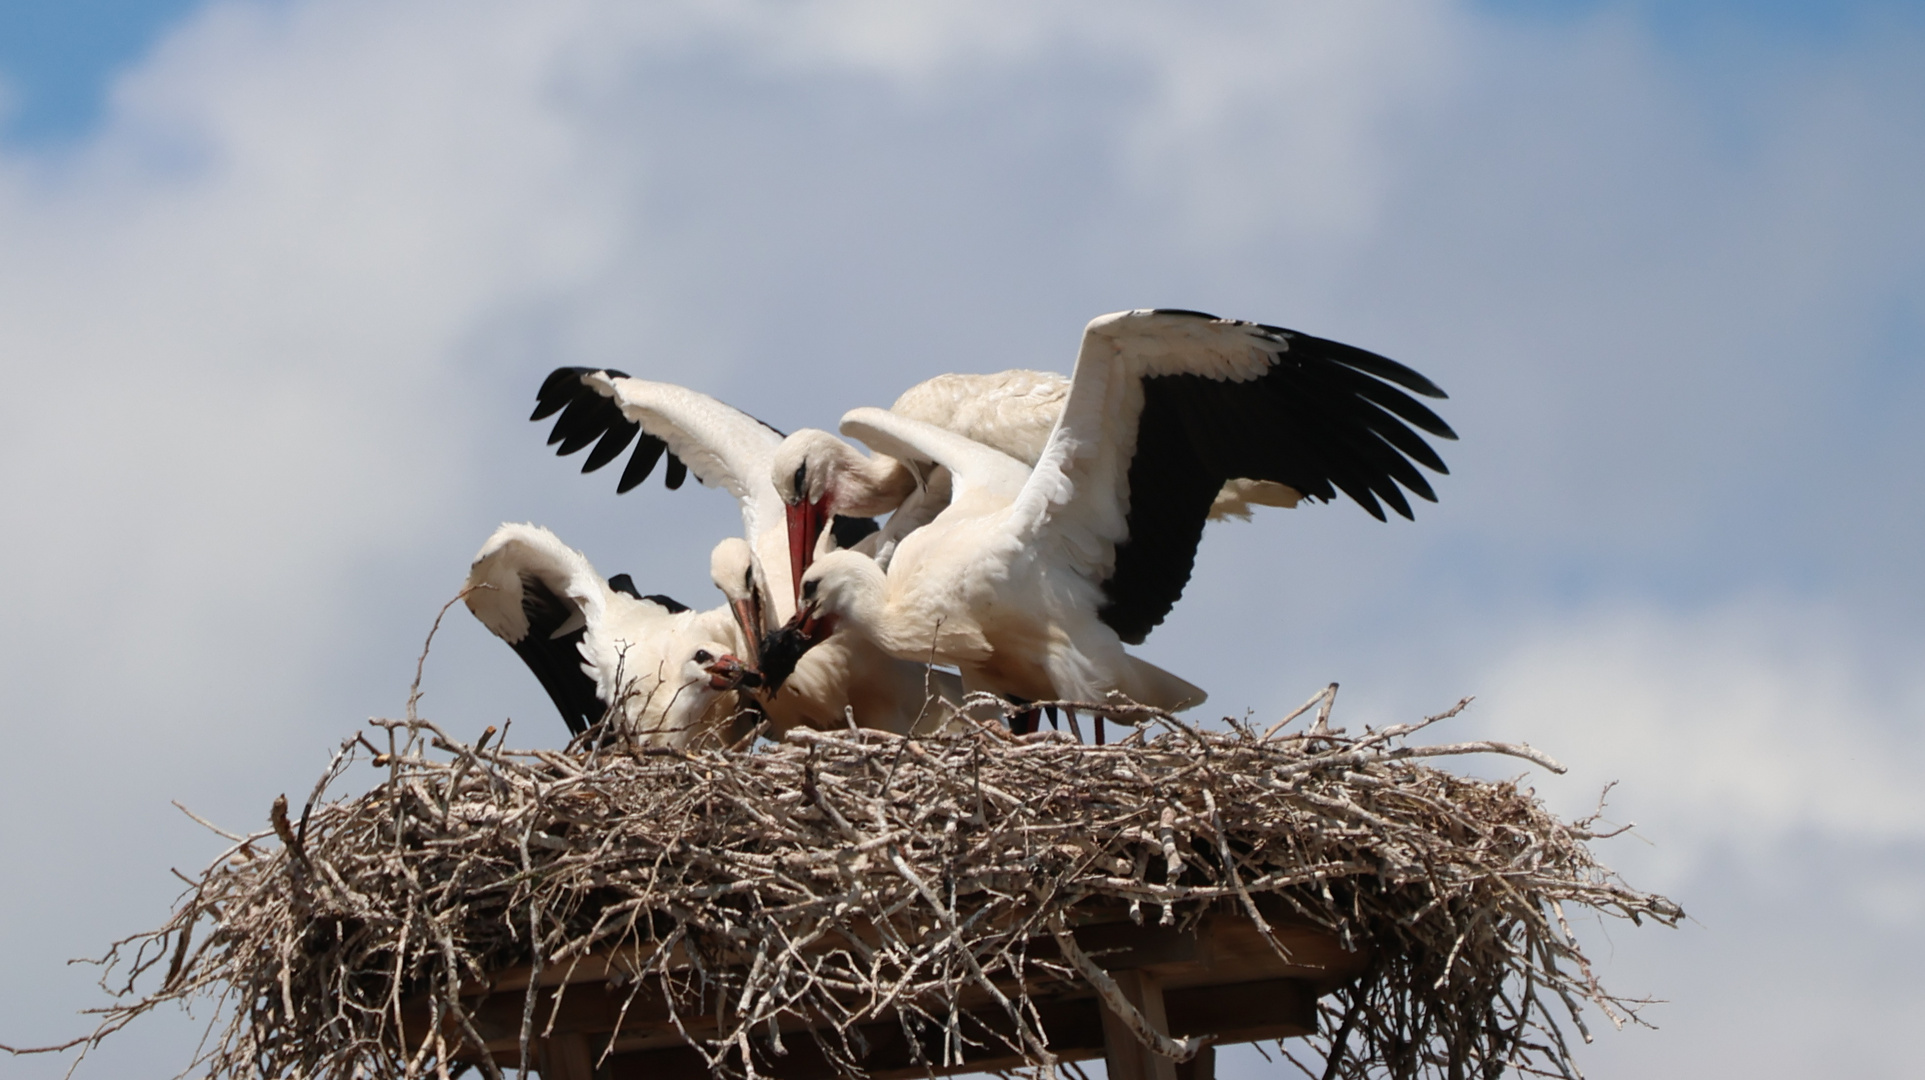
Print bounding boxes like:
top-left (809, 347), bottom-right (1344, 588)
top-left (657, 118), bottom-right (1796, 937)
top-left (582, 423), bottom-right (638, 472)
top-left (1096, 323), bottom-right (1453, 643)
top-left (616, 436), bottom-right (668, 493)
top-left (506, 572), bottom-right (605, 737)
top-left (1283, 329), bottom-right (1451, 402)
top-left (830, 515), bottom-right (881, 549)
top-left (532, 368), bottom-right (789, 497)
top-left (546, 392), bottom-right (616, 451)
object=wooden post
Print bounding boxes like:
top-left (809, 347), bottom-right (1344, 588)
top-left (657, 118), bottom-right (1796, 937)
top-left (1175, 1043), bottom-right (1215, 1080)
top-left (537, 1031), bottom-right (595, 1080)
top-left (1099, 968), bottom-right (1178, 1080)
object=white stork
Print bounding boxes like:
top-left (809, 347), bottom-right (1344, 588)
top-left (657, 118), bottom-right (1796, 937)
top-left (771, 368), bottom-right (1308, 597)
top-left (530, 376), bottom-right (954, 735)
top-left (771, 309), bottom-right (1455, 716)
top-left (464, 523), bottom-right (754, 747)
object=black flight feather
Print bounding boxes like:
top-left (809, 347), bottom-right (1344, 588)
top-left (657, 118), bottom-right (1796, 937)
top-left (507, 572), bottom-right (603, 737)
top-left (1095, 320), bottom-right (1453, 643)
top-left (616, 436), bottom-right (668, 493)
top-left (582, 422), bottom-right (638, 473)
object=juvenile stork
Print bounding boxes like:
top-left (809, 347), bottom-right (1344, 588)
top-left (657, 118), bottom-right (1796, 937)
top-left (710, 526), bottom-right (963, 735)
top-left (464, 523), bottom-right (753, 747)
top-left (773, 309), bottom-right (1456, 716)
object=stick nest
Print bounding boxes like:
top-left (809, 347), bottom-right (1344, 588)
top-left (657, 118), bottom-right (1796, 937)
top-left (52, 697), bottom-right (1680, 1080)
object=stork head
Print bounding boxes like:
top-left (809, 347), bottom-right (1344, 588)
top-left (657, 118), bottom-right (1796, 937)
top-left (758, 551), bottom-right (883, 692)
top-left (708, 536), bottom-right (766, 667)
top-left (634, 640), bottom-right (748, 749)
top-left (771, 429), bottom-right (851, 606)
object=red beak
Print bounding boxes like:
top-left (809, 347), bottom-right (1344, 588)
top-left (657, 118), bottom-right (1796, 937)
top-left (785, 496), bottom-right (830, 608)
top-left (794, 602), bottom-right (838, 647)
top-left (704, 654), bottom-right (761, 691)
top-left (729, 597), bottom-right (765, 667)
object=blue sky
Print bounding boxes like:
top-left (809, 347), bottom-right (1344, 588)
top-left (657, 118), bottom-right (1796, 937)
top-left (0, 0), bottom-right (203, 140)
top-left (0, 2), bottom-right (1920, 1077)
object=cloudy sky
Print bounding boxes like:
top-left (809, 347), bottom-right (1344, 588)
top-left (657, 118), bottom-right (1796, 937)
top-left (1, 1), bottom-right (1920, 1076)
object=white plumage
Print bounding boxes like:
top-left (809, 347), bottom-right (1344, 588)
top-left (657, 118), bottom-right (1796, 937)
top-left (533, 371), bottom-right (798, 620)
top-left (772, 367), bottom-right (1321, 596)
top-left (464, 523), bottom-right (751, 747)
top-left (773, 309), bottom-right (1455, 715)
top-left (704, 531), bottom-right (960, 734)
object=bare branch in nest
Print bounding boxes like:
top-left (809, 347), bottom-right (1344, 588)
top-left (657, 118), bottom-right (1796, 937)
top-left (21, 696), bottom-right (1681, 1080)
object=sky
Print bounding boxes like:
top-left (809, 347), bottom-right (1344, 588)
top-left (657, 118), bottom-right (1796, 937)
top-left (0, 1), bottom-right (1920, 1077)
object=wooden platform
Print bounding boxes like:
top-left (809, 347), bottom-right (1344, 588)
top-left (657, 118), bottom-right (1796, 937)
top-left (407, 907), bottom-right (1367, 1079)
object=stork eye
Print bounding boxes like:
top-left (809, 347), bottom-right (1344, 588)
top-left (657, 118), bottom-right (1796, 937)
top-left (694, 649), bottom-right (714, 664)
top-left (792, 463), bottom-right (808, 498)
top-left (801, 578), bottom-right (819, 601)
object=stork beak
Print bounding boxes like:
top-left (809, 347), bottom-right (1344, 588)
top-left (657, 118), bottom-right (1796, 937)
top-left (729, 597), bottom-right (765, 667)
top-left (791, 599), bottom-right (838, 649)
top-left (704, 654), bottom-right (762, 692)
top-left (785, 496), bottom-right (830, 608)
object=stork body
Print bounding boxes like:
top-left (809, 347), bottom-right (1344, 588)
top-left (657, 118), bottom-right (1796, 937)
top-left (780, 309), bottom-right (1456, 712)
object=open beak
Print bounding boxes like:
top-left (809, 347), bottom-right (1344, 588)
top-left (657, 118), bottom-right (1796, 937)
top-left (704, 653), bottom-right (762, 692)
top-left (785, 496), bottom-right (830, 609)
top-left (791, 599), bottom-right (838, 650)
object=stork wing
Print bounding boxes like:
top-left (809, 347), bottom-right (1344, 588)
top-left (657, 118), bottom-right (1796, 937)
top-left (1016, 309), bottom-right (1456, 644)
top-left (838, 407), bottom-right (1032, 505)
top-left (531, 369), bottom-right (789, 545)
top-left (890, 368), bottom-right (1309, 523)
top-left (888, 369), bottom-right (1070, 467)
top-left (465, 523), bottom-right (685, 737)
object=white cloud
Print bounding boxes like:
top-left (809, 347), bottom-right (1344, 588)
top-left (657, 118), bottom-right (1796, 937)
top-left (1471, 599), bottom-right (1925, 861)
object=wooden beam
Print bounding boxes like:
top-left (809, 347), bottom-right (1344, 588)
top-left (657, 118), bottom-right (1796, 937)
top-left (580, 977), bottom-right (1313, 1080)
top-left (1099, 969), bottom-right (1177, 1080)
top-left (408, 912), bottom-right (1347, 1074)
top-left (1071, 920), bottom-right (1209, 970)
